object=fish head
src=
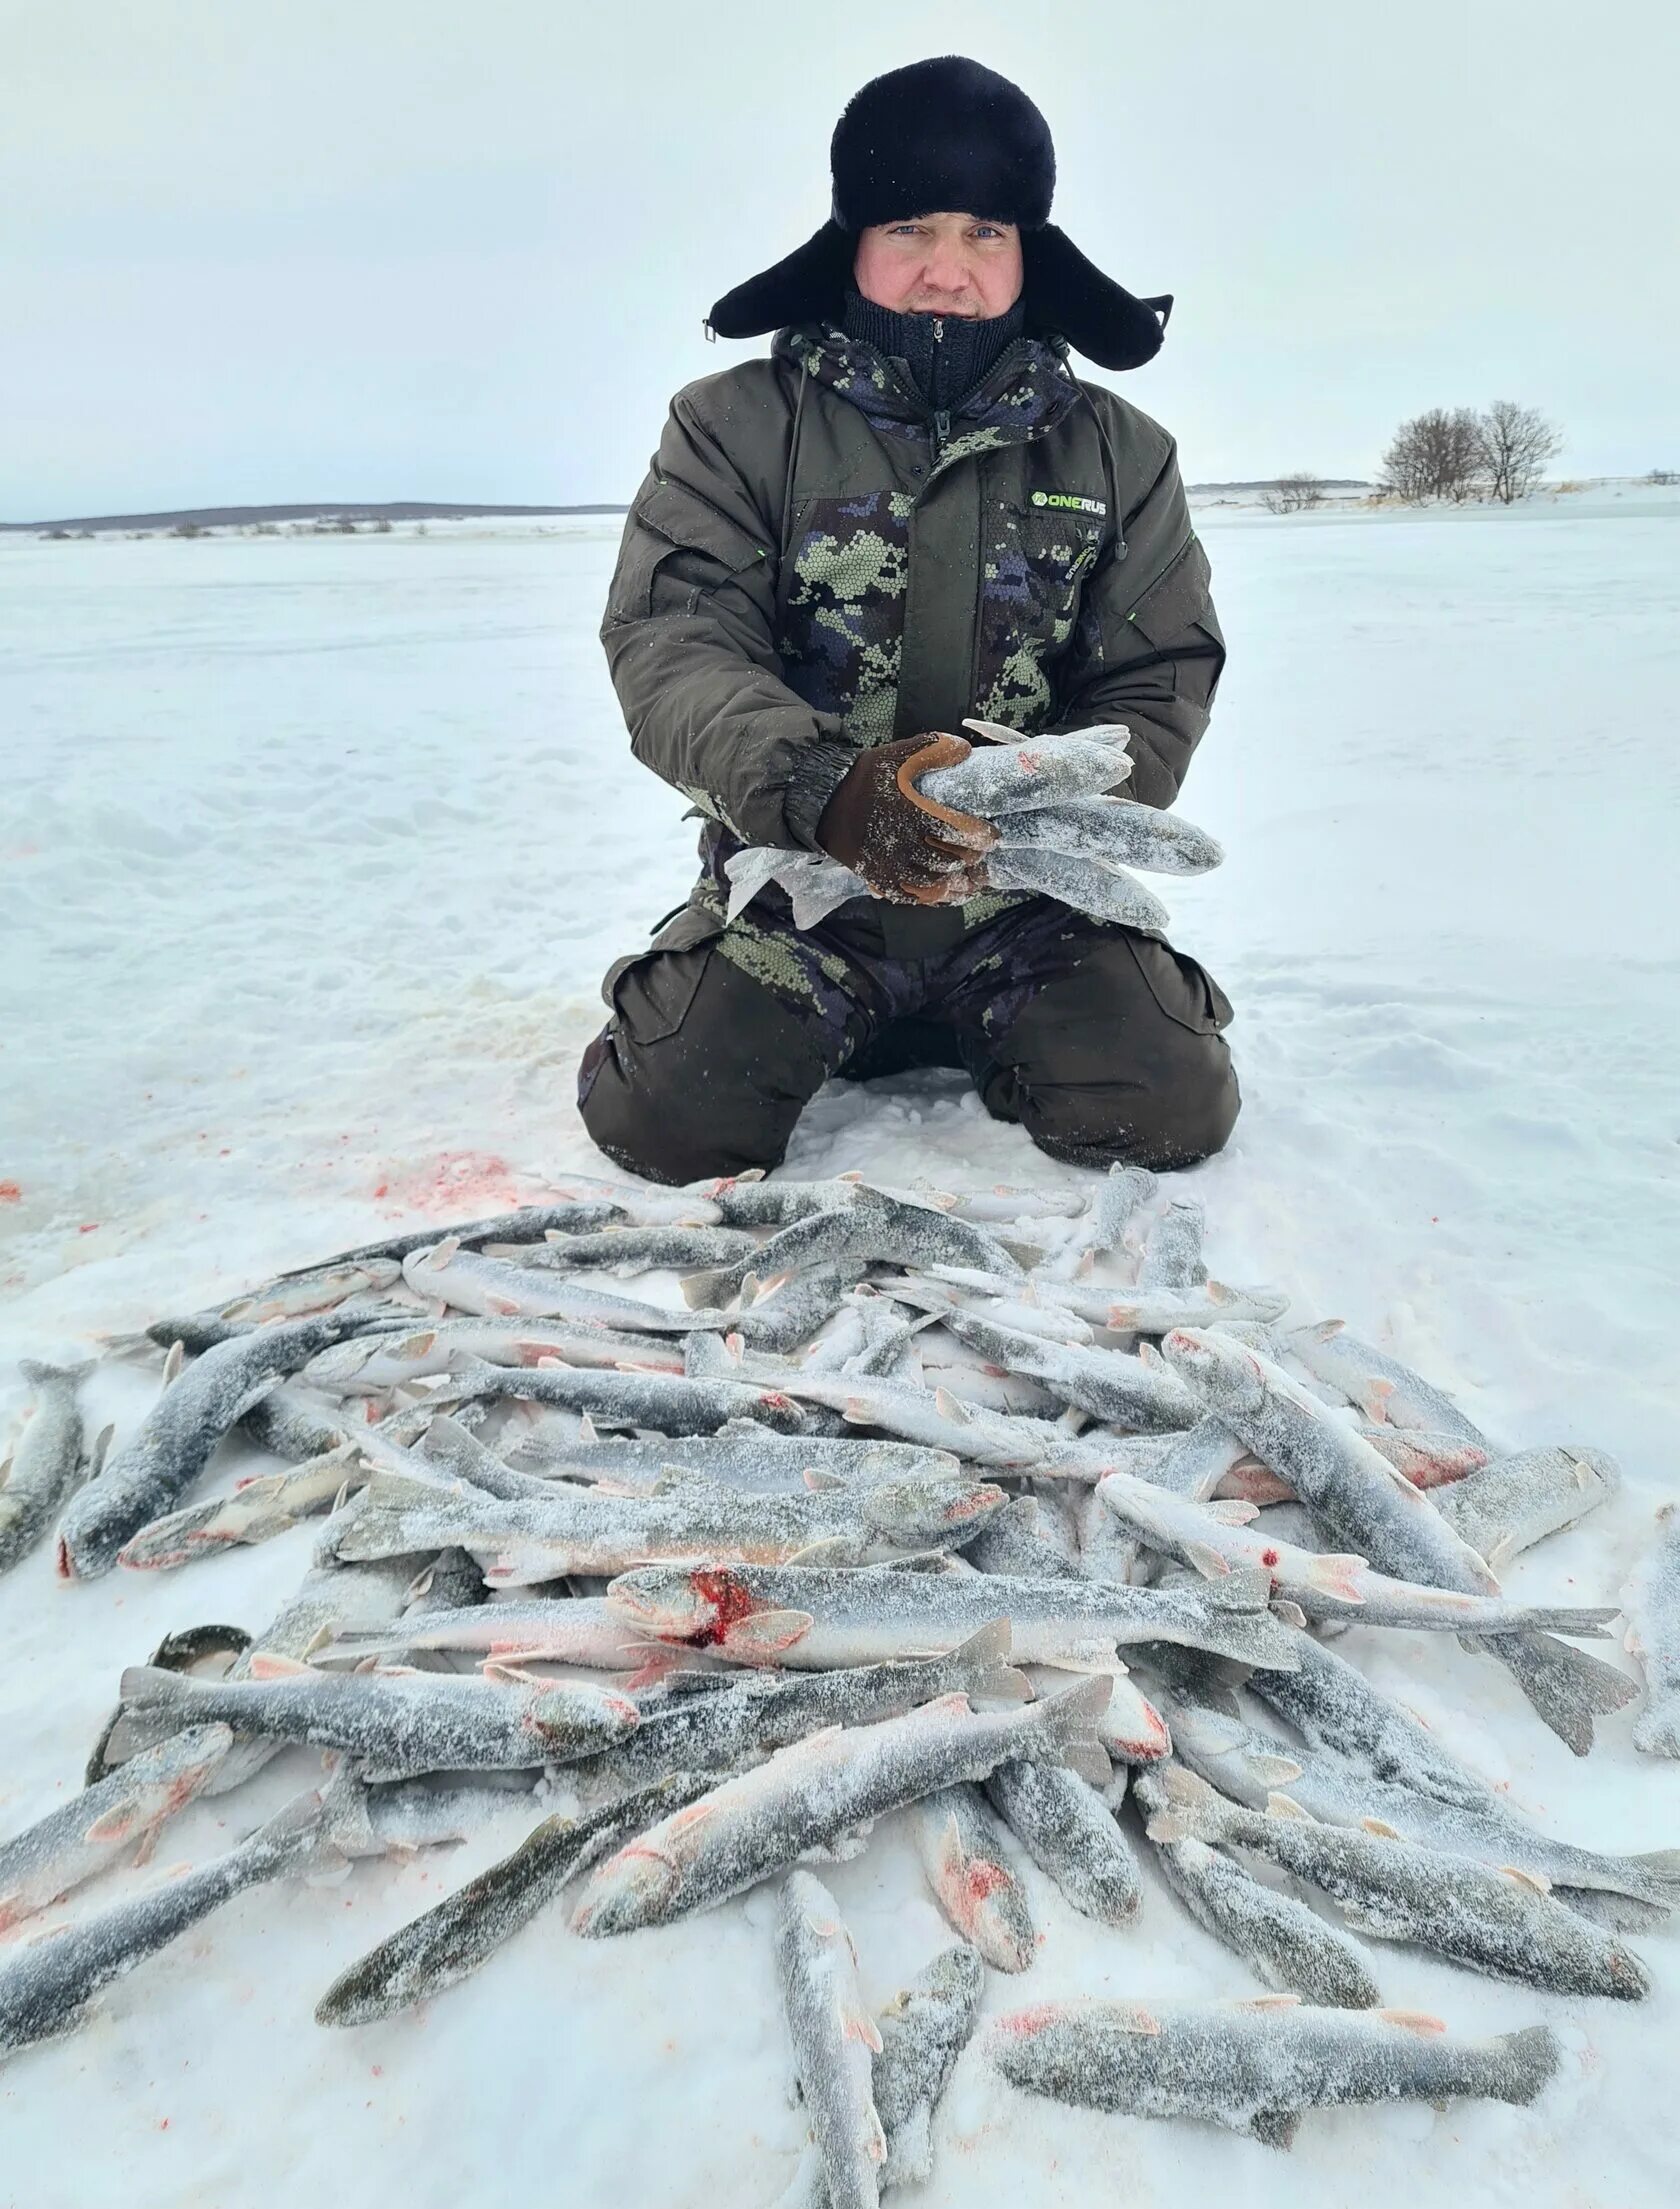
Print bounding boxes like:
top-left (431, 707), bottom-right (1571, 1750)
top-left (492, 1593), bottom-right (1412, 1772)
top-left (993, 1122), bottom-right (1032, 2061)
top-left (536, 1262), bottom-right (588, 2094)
top-left (571, 1837), bottom-right (683, 1935)
top-left (604, 1565), bottom-right (768, 1650)
top-left (866, 1478), bottom-right (1007, 1543)
top-left (1160, 1328), bottom-right (1267, 1416)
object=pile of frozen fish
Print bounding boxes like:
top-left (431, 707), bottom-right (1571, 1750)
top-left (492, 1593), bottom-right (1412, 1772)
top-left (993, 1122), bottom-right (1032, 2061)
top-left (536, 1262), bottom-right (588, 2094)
top-left (4, 1161), bottom-right (1678, 2188)
top-left (724, 719), bottom-right (1221, 931)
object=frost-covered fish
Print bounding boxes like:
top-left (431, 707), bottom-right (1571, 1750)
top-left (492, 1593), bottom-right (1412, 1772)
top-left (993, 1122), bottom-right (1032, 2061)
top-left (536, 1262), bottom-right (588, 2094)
top-left (606, 1557), bottom-right (1301, 1681)
top-left (1287, 1320), bottom-right (1489, 1448)
top-left (914, 1784), bottom-right (1035, 1970)
top-left (0, 1789), bottom-right (325, 2063)
top-left (504, 1422), bottom-right (960, 1499)
top-left (400, 1243), bottom-right (729, 1331)
top-left (1161, 1329), bottom-right (1635, 1753)
top-left (240, 1383), bottom-right (360, 1463)
top-left (117, 1444), bottom-right (368, 1569)
top-left (931, 1311), bottom-right (1201, 1432)
top-left (570, 1678), bottom-right (1111, 1936)
top-left (331, 1466), bottom-right (1004, 1583)
top-left (55, 1312), bottom-right (407, 1578)
top-left (1436, 1445), bottom-right (1621, 1570)
top-left (1154, 1689), bottom-right (1680, 1911)
top-left (965, 1496), bottom-right (1090, 1583)
top-left (303, 1316), bottom-right (687, 1391)
top-left (410, 1358), bottom-right (807, 1435)
top-left (930, 1266), bottom-right (1288, 1333)
top-left (878, 1272), bottom-right (1096, 1346)
top-left (0, 1726), bottom-right (233, 1934)
top-left (510, 1223), bottom-right (761, 1277)
top-left (315, 1767), bottom-right (537, 1860)
top-left (765, 1371), bottom-right (1060, 1469)
top-left (1092, 1465), bottom-right (1617, 1636)
top-left (989, 797), bottom-right (1223, 878)
top-left (314, 1772), bottom-right (713, 2026)
top-left (1626, 1504), bottom-right (1680, 1758)
top-left (1137, 1198), bottom-right (1208, 1290)
top-left (1132, 1764), bottom-right (1380, 2008)
top-left (987, 1994), bottom-right (1559, 2145)
top-left (1039, 1162), bottom-right (1157, 1284)
top-left (868, 1946), bottom-right (985, 2189)
top-left (681, 1187), bottom-right (1025, 1309)
top-left (322, 1595), bottom-right (675, 1676)
top-left (776, 1872), bottom-right (887, 2209)
top-left (985, 1759), bottom-right (1141, 1927)
top-left (575, 1625), bottom-right (1029, 1798)
top-left (1145, 1768), bottom-right (1649, 1997)
top-left (985, 848), bottom-right (1170, 933)
top-left (217, 1257), bottom-right (404, 1322)
top-left (1, 1358), bottom-right (95, 1573)
top-left (924, 723), bottom-right (1134, 812)
top-left (117, 1653), bottom-right (639, 1781)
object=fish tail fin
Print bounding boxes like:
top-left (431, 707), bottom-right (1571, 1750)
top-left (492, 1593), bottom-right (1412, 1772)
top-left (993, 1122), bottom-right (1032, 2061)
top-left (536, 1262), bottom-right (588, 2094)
top-left (1031, 1675), bottom-right (1113, 1786)
top-left (1492, 2023), bottom-right (1562, 2105)
top-left (947, 1621), bottom-right (1031, 1704)
top-left (1485, 1632), bottom-right (1638, 1755)
top-left (1625, 1847), bottom-right (1680, 1883)
top-left (333, 1469), bottom-right (462, 1559)
top-left (118, 1663), bottom-right (194, 1713)
top-left (1141, 1764), bottom-right (1230, 1846)
top-left (1195, 1573), bottom-right (1305, 1672)
top-left (1506, 1605), bottom-right (1621, 1640)
top-left (20, 1356), bottom-right (98, 1387)
top-left (680, 1269), bottom-right (732, 1310)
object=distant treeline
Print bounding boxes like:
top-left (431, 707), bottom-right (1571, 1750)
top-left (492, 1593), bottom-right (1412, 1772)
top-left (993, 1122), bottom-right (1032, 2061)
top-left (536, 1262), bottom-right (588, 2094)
top-left (0, 500), bottom-right (629, 536)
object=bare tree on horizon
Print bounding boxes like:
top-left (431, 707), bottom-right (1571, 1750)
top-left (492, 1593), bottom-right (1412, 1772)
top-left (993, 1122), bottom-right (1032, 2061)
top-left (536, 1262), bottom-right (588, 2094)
top-left (1261, 472), bottom-right (1327, 515)
top-left (1477, 400), bottom-right (1562, 504)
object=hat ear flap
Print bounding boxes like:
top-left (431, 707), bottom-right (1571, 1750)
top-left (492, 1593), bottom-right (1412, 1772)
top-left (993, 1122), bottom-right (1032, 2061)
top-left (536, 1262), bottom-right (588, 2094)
top-left (1023, 223), bottom-right (1172, 371)
top-left (708, 222), bottom-right (853, 340)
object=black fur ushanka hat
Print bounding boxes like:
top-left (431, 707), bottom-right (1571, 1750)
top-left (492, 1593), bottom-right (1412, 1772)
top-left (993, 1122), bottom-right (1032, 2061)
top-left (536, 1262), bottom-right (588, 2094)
top-left (706, 56), bottom-right (1172, 372)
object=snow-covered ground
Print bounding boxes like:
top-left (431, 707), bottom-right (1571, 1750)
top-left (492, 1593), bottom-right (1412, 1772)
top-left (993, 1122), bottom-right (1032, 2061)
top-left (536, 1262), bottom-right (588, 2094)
top-left (2, 490), bottom-right (1678, 2206)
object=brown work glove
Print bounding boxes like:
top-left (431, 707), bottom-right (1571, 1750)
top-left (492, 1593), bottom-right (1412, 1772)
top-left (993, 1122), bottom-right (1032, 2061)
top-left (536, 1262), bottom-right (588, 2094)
top-left (815, 732), bottom-right (998, 905)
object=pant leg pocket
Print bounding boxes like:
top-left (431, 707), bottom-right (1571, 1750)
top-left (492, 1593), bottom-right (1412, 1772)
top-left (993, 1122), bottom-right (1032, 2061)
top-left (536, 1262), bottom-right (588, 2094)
top-left (1121, 930), bottom-right (1235, 1034)
top-left (600, 906), bottom-right (724, 1043)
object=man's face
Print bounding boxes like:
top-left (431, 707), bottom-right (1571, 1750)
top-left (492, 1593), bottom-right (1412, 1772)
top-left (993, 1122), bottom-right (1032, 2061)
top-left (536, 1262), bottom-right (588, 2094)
top-left (853, 212), bottom-right (1023, 319)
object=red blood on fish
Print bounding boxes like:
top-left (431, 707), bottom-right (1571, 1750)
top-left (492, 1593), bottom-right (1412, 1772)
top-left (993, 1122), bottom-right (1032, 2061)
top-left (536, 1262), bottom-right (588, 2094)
top-left (966, 1858), bottom-right (1011, 1902)
top-left (994, 2004), bottom-right (1063, 2037)
top-left (690, 1567), bottom-right (759, 1646)
top-left (79, 1222), bottom-right (99, 1233)
top-left (1260, 1548), bottom-right (1281, 1568)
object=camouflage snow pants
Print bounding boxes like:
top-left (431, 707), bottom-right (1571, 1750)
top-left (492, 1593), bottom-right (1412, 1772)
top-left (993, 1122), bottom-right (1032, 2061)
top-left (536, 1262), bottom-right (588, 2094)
top-left (576, 895), bottom-right (1240, 1187)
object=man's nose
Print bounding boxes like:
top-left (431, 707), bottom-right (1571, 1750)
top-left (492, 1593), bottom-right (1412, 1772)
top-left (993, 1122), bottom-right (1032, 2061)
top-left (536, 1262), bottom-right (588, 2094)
top-left (919, 244), bottom-right (971, 295)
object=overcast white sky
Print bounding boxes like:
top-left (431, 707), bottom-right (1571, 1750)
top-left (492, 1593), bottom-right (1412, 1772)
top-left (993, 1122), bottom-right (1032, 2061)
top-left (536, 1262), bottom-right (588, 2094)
top-left (4, 0), bottom-right (1675, 516)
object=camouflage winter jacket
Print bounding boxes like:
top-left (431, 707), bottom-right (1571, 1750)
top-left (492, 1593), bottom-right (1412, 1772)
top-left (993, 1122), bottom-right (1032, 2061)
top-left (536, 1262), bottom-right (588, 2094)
top-left (600, 318), bottom-right (1224, 950)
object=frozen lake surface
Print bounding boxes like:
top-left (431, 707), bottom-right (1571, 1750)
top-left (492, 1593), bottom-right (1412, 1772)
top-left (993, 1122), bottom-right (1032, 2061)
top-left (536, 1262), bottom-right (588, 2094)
top-left (2, 487), bottom-right (1678, 2206)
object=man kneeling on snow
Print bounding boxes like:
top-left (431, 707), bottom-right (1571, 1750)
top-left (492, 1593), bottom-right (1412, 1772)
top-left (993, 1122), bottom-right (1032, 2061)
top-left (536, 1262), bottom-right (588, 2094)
top-left (578, 57), bottom-right (1237, 1186)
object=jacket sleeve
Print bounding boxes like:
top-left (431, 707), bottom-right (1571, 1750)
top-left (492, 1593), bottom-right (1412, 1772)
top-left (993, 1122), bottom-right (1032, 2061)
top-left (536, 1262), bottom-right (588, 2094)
top-left (1047, 433), bottom-right (1226, 809)
top-left (599, 381), bottom-right (858, 851)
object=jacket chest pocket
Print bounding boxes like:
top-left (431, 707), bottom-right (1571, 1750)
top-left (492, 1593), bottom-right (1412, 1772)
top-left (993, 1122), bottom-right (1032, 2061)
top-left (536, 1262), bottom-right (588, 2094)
top-left (774, 490), bottom-right (915, 737)
top-left (984, 505), bottom-right (1106, 644)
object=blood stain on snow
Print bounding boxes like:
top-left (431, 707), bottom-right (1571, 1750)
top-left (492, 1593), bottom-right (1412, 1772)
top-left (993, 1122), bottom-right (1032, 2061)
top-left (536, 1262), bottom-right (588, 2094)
top-left (372, 1151), bottom-right (528, 1216)
top-left (0, 1182), bottom-right (20, 1203)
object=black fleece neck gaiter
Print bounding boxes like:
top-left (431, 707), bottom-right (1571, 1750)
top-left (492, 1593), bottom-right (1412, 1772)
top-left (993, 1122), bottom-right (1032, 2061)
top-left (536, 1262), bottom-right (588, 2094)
top-left (840, 286), bottom-right (1026, 414)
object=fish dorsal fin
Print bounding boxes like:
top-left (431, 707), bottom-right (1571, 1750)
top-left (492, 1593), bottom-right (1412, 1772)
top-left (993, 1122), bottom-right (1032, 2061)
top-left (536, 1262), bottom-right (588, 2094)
top-left (1208, 1500), bottom-right (1260, 1525)
top-left (1360, 1817), bottom-right (1403, 1839)
top-left (1251, 1753), bottom-right (1305, 1787)
top-left (933, 1388), bottom-right (973, 1426)
top-left (1265, 1792), bottom-right (1315, 1823)
top-left (247, 1650), bottom-right (315, 1680)
top-left (1270, 1599), bottom-right (1309, 1630)
top-left (1105, 2001), bottom-right (1162, 2035)
top-left (1379, 2008), bottom-right (1447, 2036)
top-left (483, 1661), bottom-right (549, 1688)
top-left (83, 1804), bottom-right (141, 1846)
top-left (802, 1469), bottom-right (845, 1493)
top-left (1309, 1319), bottom-right (1345, 1343)
top-left (1501, 1864), bottom-right (1551, 1894)
top-left (432, 1236), bottom-right (463, 1264)
top-left (162, 1339), bottom-right (186, 1386)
